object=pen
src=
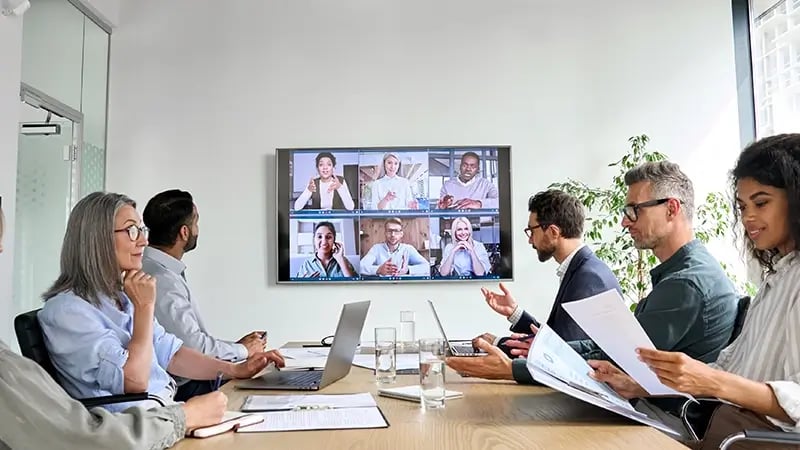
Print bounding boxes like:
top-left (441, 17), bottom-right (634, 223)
top-left (213, 371), bottom-right (223, 391)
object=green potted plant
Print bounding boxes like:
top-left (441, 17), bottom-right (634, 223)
top-left (549, 135), bottom-right (756, 307)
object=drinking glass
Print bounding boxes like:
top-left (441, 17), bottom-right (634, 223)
top-left (419, 338), bottom-right (446, 409)
top-left (374, 327), bottom-right (397, 384)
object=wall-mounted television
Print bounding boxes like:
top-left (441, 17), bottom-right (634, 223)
top-left (276, 146), bottom-right (513, 283)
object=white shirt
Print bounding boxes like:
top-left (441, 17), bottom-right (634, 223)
top-left (293, 178), bottom-right (355, 210)
top-left (709, 251), bottom-right (800, 430)
top-left (507, 244), bottom-right (585, 327)
top-left (370, 176), bottom-right (416, 210)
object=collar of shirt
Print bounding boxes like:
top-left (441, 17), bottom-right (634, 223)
top-left (455, 176), bottom-right (478, 187)
top-left (649, 239), bottom-right (701, 284)
top-left (765, 250), bottom-right (799, 289)
top-left (556, 243), bottom-right (585, 280)
top-left (143, 246), bottom-right (186, 277)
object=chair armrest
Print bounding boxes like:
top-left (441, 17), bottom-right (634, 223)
top-left (78, 392), bottom-right (166, 409)
top-left (680, 397), bottom-right (722, 441)
top-left (720, 430), bottom-right (800, 450)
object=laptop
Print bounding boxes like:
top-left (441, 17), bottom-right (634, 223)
top-left (427, 300), bottom-right (487, 357)
top-left (236, 300), bottom-right (370, 390)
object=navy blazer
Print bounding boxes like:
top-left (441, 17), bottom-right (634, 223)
top-left (504, 246), bottom-right (621, 345)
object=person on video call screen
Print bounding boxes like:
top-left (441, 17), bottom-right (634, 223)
top-left (438, 216), bottom-right (491, 277)
top-left (359, 218), bottom-right (428, 277)
top-left (438, 151), bottom-right (498, 210)
top-left (293, 152), bottom-right (355, 211)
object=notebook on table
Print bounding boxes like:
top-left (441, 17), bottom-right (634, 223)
top-left (378, 385), bottom-right (463, 402)
top-left (188, 411), bottom-right (264, 438)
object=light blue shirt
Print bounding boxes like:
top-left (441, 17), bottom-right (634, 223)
top-left (441, 240), bottom-right (491, 276)
top-left (359, 242), bottom-right (430, 276)
top-left (38, 290), bottom-right (183, 412)
top-left (142, 247), bottom-right (248, 369)
top-left (296, 256), bottom-right (349, 278)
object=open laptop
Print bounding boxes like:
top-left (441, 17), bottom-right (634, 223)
top-left (236, 300), bottom-right (370, 390)
top-left (427, 300), bottom-right (486, 357)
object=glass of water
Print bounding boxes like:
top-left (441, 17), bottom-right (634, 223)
top-left (374, 327), bottom-right (396, 384)
top-left (418, 338), bottom-right (446, 409)
top-left (399, 310), bottom-right (415, 352)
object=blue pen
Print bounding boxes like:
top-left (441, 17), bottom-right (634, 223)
top-left (213, 371), bottom-right (224, 391)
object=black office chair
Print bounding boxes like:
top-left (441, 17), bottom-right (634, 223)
top-left (677, 296), bottom-right (800, 448)
top-left (14, 309), bottom-right (165, 409)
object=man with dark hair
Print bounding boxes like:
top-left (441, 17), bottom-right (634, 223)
top-left (446, 189), bottom-right (621, 383)
top-left (142, 189), bottom-right (267, 401)
top-left (359, 217), bottom-right (429, 277)
top-left (437, 151), bottom-right (499, 209)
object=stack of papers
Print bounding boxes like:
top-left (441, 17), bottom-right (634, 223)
top-left (352, 354), bottom-right (420, 371)
top-left (278, 347), bottom-right (330, 371)
top-left (236, 393), bottom-right (388, 433)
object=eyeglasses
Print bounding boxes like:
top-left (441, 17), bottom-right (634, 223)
top-left (622, 198), bottom-right (673, 222)
top-left (385, 229), bottom-right (403, 235)
top-left (114, 225), bottom-right (149, 242)
top-left (523, 223), bottom-right (548, 238)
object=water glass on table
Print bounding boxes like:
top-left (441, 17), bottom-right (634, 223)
top-left (418, 338), bottom-right (446, 409)
top-left (374, 327), bottom-right (397, 384)
top-left (399, 310), bottom-right (415, 352)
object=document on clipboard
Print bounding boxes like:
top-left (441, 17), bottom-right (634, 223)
top-left (236, 393), bottom-right (389, 432)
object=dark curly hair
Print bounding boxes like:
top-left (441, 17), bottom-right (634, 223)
top-left (528, 189), bottom-right (585, 239)
top-left (731, 133), bottom-right (800, 273)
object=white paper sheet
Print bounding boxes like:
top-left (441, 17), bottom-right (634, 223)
top-left (241, 393), bottom-right (376, 411)
top-left (525, 325), bottom-right (682, 437)
top-left (560, 289), bottom-right (691, 398)
top-left (352, 354), bottom-right (419, 371)
top-left (279, 347), bottom-right (331, 359)
top-left (236, 407), bottom-right (387, 432)
top-left (282, 357), bottom-right (328, 370)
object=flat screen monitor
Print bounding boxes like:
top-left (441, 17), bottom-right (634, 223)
top-left (276, 146), bottom-right (513, 283)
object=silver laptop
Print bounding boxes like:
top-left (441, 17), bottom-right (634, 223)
top-left (236, 300), bottom-right (370, 390)
top-left (427, 300), bottom-right (486, 357)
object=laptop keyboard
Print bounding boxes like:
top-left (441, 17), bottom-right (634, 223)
top-left (279, 371), bottom-right (323, 387)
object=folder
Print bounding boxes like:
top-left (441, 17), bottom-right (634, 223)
top-left (378, 385), bottom-right (463, 402)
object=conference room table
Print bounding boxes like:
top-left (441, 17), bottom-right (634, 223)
top-left (173, 342), bottom-right (688, 450)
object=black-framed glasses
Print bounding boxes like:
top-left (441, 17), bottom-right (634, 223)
top-left (523, 223), bottom-right (548, 238)
top-left (114, 225), bottom-right (149, 242)
top-left (622, 198), bottom-right (671, 222)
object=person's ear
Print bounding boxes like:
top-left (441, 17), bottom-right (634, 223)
top-left (667, 198), bottom-right (681, 217)
top-left (179, 224), bottom-right (190, 241)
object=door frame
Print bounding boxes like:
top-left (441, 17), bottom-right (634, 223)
top-left (20, 82), bottom-right (85, 207)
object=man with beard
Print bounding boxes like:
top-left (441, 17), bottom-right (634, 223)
top-left (142, 190), bottom-right (266, 400)
top-left (446, 189), bottom-right (621, 383)
top-left (437, 151), bottom-right (499, 209)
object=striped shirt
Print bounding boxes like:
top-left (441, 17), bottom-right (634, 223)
top-left (710, 250), bottom-right (800, 430)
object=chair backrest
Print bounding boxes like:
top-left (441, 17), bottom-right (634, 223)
top-left (729, 296), bottom-right (751, 345)
top-left (14, 309), bottom-right (60, 382)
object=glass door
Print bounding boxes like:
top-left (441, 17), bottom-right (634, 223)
top-left (13, 98), bottom-right (81, 313)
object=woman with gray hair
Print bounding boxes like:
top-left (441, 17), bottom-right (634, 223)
top-left (37, 192), bottom-right (284, 413)
top-left (0, 196), bottom-right (230, 449)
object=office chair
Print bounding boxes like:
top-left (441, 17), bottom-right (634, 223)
top-left (676, 296), bottom-right (800, 448)
top-left (14, 309), bottom-right (165, 409)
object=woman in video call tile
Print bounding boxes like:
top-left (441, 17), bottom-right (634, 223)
top-left (296, 221), bottom-right (357, 278)
top-left (370, 152), bottom-right (418, 210)
top-left (438, 217), bottom-right (491, 277)
top-left (293, 152), bottom-right (355, 211)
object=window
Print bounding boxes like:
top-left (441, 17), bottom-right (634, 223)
top-left (745, 0), bottom-right (800, 137)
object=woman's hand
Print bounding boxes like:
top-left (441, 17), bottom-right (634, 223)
top-left (588, 360), bottom-right (648, 399)
top-left (328, 176), bottom-right (342, 192)
top-left (230, 350), bottom-right (286, 379)
top-left (637, 348), bottom-right (722, 397)
top-left (307, 177), bottom-right (317, 193)
top-left (331, 242), bottom-right (345, 262)
top-left (123, 270), bottom-right (156, 310)
top-left (183, 391), bottom-right (227, 433)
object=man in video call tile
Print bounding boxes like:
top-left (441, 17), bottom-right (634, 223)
top-left (359, 218), bottom-right (429, 277)
top-left (438, 151), bottom-right (499, 209)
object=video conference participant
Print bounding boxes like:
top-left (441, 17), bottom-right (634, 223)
top-left (438, 216), bottom-right (491, 277)
top-left (437, 151), bottom-right (499, 209)
top-left (0, 198), bottom-right (227, 450)
top-left (38, 192), bottom-right (285, 413)
top-left (369, 152), bottom-right (419, 210)
top-left (296, 221), bottom-right (357, 278)
top-left (142, 189), bottom-right (269, 401)
top-left (360, 217), bottom-right (429, 277)
top-left (293, 152), bottom-right (356, 210)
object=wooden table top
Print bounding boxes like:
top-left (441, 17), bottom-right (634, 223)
top-left (173, 343), bottom-right (687, 450)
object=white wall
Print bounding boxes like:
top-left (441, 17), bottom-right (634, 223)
top-left (108, 0), bottom-right (743, 348)
top-left (0, 16), bottom-right (23, 346)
